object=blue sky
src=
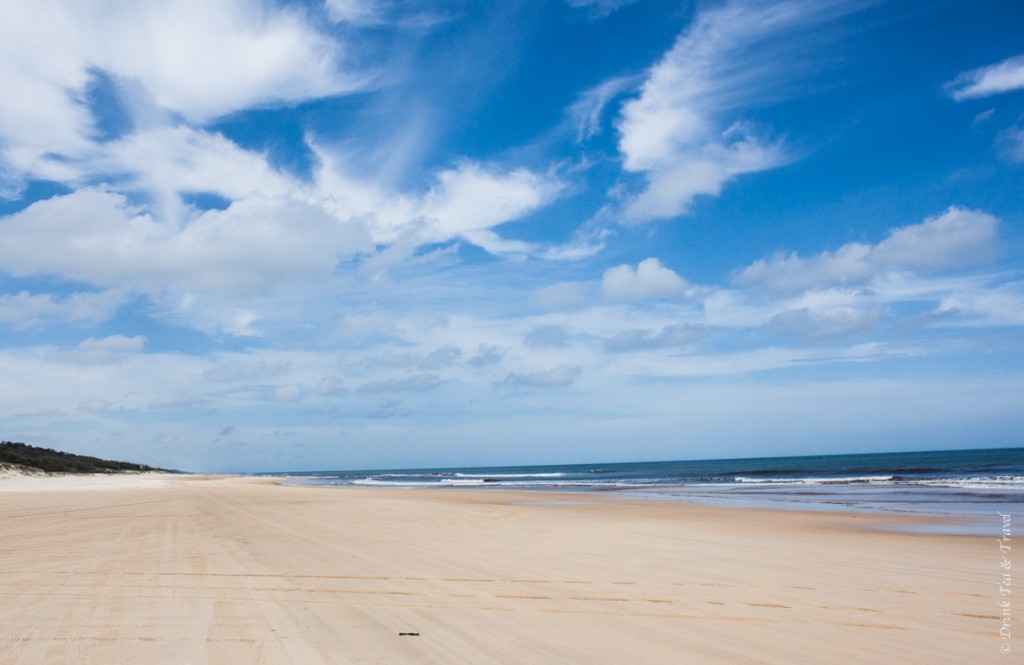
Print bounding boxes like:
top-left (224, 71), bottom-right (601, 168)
top-left (0, 0), bottom-right (1022, 472)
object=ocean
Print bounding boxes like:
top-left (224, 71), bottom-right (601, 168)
top-left (280, 447), bottom-right (1024, 531)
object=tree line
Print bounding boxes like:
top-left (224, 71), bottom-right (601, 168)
top-left (0, 441), bottom-right (172, 474)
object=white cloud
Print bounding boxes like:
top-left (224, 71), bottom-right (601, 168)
top-left (0, 0), bottom-right (366, 181)
top-left (0, 188), bottom-right (374, 297)
top-left (615, 0), bottom-right (858, 222)
top-left (605, 324), bottom-right (704, 353)
top-left (0, 3), bottom-right (564, 315)
top-left (202, 360), bottom-right (289, 385)
top-left (525, 326), bottom-right (572, 348)
top-left (765, 307), bottom-right (880, 342)
top-left (567, 76), bottom-right (641, 142)
top-left (420, 163), bottom-right (562, 245)
top-left (0, 289), bottom-right (126, 329)
top-left (497, 365), bottom-right (581, 388)
top-left (419, 345), bottom-right (462, 370)
top-left (77, 335), bottom-right (145, 354)
top-left (947, 54), bottom-right (1024, 101)
top-left (530, 281), bottom-right (590, 310)
top-left (357, 374), bottom-right (442, 393)
top-left (95, 126), bottom-right (297, 200)
top-left (936, 281), bottom-right (1024, 326)
top-left (325, 0), bottom-right (380, 25)
top-left (467, 345), bottom-right (503, 368)
top-left (150, 393), bottom-right (206, 409)
top-left (1000, 124), bottom-right (1024, 162)
top-left (602, 258), bottom-right (687, 301)
top-left (541, 231), bottom-right (609, 261)
top-left (316, 377), bottom-right (348, 396)
top-left (78, 399), bottom-right (113, 413)
top-left (0, 292), bottom-right (62, 328)
top-left (734, 208), bottom-right (999, 295)
top-left (566, 0), bottom-right (641, 18)
top-left (311, 152), bottom-right (562, 256)
top-left (65, 335), bottom-right (146, 365)
top-left (872, 208), bottom-right (999, 270)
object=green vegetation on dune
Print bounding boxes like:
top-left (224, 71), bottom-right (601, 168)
top-left (0, 441), bottom-right (173, 474)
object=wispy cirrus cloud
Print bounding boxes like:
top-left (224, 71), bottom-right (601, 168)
top-left (614, 0), bottom-right (865, 222)
top-left (946, 54), bottom-right (1024, 101)
top-left (566, 0), bottom-right (642, 19)
top-left (1000, 124), bottom-right (1024, 162)
top-left (0, 1), bottom-right (564, 328)
top-left (567, 75), bottom-right (641, 142)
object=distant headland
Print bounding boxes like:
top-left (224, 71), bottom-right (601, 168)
top-left (0, 441), bottom-right (174, 475)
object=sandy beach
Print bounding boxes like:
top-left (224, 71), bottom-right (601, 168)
top-left (0, 474), bottom-right (1004, 664)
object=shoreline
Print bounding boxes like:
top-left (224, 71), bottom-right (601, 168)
top-left (278, 476), bottom-right (1007, 537)
top-left (0, 470), bottom-right (1003, 535)
top-left (0, 474), bottom-right (1009, 663)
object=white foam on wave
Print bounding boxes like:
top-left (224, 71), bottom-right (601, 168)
top-left (907, 476), bottom-right (1024, 490)
top-left (352, 477), bottom-right (436, 487)
top-left (454, 472), bottom-right (567, 478)
top-left (733, 475), bottom-right (895, 485)
top-left (352, 476), bottom-right (638, 489)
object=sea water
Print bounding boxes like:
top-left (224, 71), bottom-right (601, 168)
top-left (279, 447), bottom-right (1024, 532)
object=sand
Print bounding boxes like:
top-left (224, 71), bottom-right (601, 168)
top-left (0, 474), bottom-right (1007, 664)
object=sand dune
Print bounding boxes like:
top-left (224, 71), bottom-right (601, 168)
top-left (0, 475), bottom-right (1003, 663)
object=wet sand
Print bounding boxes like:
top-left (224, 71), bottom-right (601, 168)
top-left (0, 474), bottom-right (1005, 663)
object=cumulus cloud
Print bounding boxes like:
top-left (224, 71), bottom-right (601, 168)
top-left (0, 0), bottom-right (366, 181)
top-left (615, 0), bottom-right (859, 222)
top-left (93, 126), bottom-right (297, 202)
top-left (497, 365), bottom-right (581, 388)
top-left (946, 54), bottom-right (1024, 101)
top-left (601, 258), bottom-right (687, 300)
top-left (734, 208), bottom-right (999, 295)
top-left (0, 188), bottom-right (373, 297)
top-left (0, 2), bottom-right (566, 331)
